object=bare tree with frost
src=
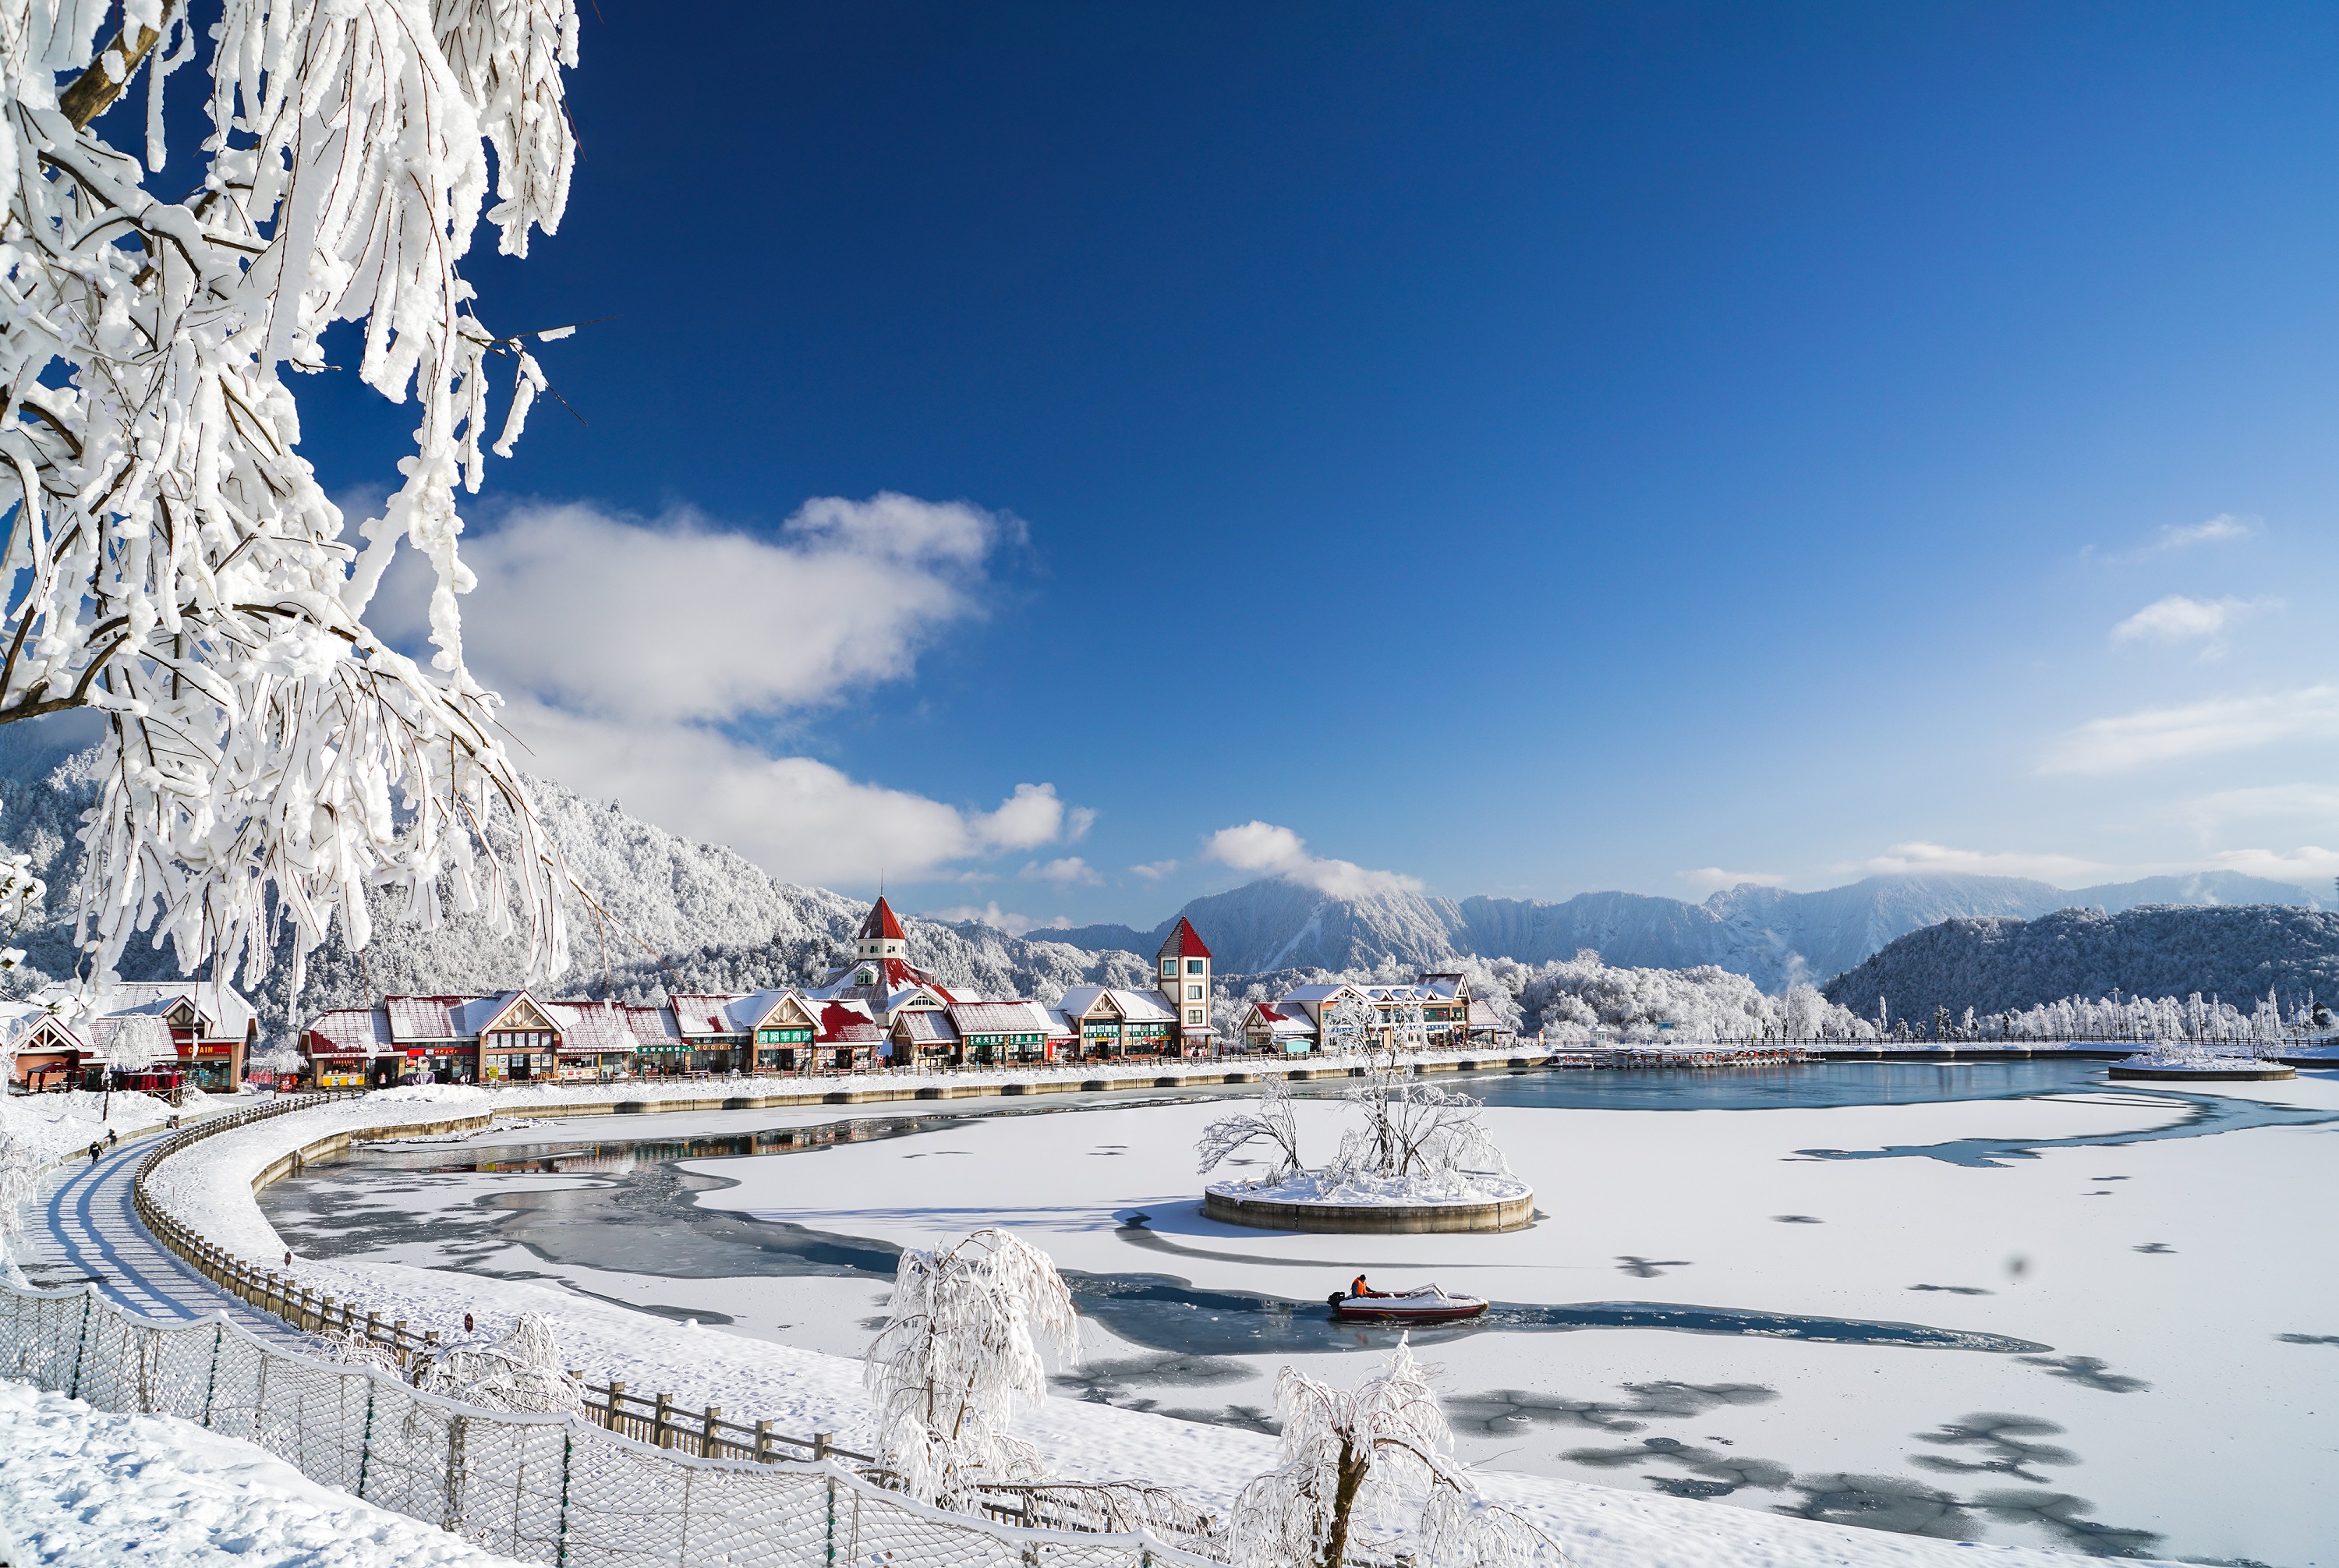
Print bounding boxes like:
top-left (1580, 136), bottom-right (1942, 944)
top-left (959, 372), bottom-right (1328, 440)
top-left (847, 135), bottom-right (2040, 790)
top-left (0, 0), bottom-right (582, 997)
top-left (864, 1227), bottom-right (1078, 1510)
top-left (1196, 1072), bottom-right (1304, 1181)
top-left (1233, 1342), bottom-right (1562, 1568)
top-left (1332, 1027), bottom-right (1512, 1191)
top-left (411, 1311), bottom-right (582, 1414)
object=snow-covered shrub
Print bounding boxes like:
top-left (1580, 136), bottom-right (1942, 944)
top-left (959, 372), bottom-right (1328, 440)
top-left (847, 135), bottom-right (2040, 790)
top-left (864, 1228), bottom-right (1077, 1509)
top-left (411, 1314), bottom-right (582, 1415)
top-left (1232, 1343), bottom-right (1561, 1568)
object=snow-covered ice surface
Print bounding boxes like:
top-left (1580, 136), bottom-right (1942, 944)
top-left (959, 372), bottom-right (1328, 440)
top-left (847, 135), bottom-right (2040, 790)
top-left (218, 1067), bottom-right (2339, 1566)
top-left (0, 1379), bottom-right (527, 1567)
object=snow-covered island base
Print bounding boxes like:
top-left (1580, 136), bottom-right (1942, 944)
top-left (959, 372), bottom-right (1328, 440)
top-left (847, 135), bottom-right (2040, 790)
top-left (1204, 1170), bottom-right (1535, 1232)
top-left (2110, 1046), bottom-right (2297, 1081)
top-left (1195, 1035), bottom-right (1534, 1230)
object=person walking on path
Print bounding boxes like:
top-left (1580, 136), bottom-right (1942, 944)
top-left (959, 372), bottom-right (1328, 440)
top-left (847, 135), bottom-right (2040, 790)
top-left (87, 1141), bottom-right (101, 1166)
top-left (104, 1129), bottom-right (117, 1149)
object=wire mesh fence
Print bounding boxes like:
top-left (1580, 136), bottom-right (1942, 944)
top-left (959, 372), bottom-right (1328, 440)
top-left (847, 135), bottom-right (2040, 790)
top-left (0, 1280), bottom-right (1216, 1568)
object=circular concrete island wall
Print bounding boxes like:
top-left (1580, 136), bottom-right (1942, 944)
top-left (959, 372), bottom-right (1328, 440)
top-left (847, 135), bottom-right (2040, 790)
top-left (1204, 1177), bottom-right (1534, 1234)
top-left (2108, 1058), bottom-right (2295, 1081)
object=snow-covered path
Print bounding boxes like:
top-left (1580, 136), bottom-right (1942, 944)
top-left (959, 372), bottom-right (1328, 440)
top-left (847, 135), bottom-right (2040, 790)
top-left (22, 1128), bottom-right (314, 1348)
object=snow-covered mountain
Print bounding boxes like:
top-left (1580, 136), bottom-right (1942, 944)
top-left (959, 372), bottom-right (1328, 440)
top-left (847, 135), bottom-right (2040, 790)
top-left (0, 727), bottom-right (1154, 1043)
top-left (1048, 871), bottom-right (2318, 988)
top-left (1821, 904), bottom-right (2339, 1021)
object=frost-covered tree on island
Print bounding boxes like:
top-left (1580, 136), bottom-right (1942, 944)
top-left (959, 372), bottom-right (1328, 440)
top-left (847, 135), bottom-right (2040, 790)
top-left (1232, 1342), bottom-right (1562, 1568)
top-left (1196, 1072), bottom-right (1305, 1181)
top-left (0, 0), bottom-right (583, 999)
top-left (864, 1227), bottom-right (1077, 1510)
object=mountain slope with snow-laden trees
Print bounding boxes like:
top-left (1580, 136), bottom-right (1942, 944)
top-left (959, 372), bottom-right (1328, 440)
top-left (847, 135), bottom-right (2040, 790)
top-left (0, 726), bottom-right (1154, 1042)
top-left (1049, 868), bottom-right (2317, 986)
top-left (1822, 904), bottom-right (2339, 1021)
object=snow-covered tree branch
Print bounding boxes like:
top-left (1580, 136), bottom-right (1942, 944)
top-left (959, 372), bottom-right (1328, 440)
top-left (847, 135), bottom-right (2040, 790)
top-left (0, 0), bottom-right (582, 996)
top-left (1196, 1072), bottom-right (1304, 1180)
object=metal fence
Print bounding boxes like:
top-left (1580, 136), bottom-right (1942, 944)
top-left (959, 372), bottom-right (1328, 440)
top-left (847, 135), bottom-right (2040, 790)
top-left (0, 1278), bottom-right (1213, 1568)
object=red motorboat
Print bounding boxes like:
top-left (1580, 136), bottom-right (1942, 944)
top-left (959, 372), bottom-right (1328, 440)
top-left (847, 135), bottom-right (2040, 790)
top-left (1327, 1284), bottom-right (1490, 1324)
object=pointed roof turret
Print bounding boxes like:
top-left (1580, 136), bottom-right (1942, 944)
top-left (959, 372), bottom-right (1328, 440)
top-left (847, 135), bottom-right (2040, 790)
top-left (859, 896), bottom-right (906, 942)
top-left (1158, 915), bottom-right (1212, 962)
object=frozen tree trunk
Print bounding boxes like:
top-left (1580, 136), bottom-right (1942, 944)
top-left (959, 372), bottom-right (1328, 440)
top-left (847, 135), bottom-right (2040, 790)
top-left (1321, 1435), bottom-right (1369, 1568)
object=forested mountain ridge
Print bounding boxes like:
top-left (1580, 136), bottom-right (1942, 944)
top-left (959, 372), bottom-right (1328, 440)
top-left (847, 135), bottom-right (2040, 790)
top-left (1821, 904), bottom-right (2339, 1022)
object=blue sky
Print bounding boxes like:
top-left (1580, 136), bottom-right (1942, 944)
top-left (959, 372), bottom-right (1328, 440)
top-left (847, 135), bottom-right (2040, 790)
top-left (281, 2), bottom-right (2339, 929)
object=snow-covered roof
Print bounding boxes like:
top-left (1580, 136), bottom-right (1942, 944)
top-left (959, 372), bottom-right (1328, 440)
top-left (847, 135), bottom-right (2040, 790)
top-left (622, 1004), bottom-right (681, 1046)
top-left (816, 1000), bottom-right (882, 1044)
top-left (1466, 999), bottom-right (1503, 1030)
top-left (1277, 984), bottom-right (1361, 1005)
top-left (307, 1007), bottom-right (394, 1056)
top-left (90, 1013), bottom-right (178, 1067)
top-left (671, 993), bottom-right (745, 1038)
top-left (546, 1000), bottom-right (636, 1054)
top-left (1057, 984), bottom-right (1177, 1021)
top-left (732, 989), bottom-right (816, 1031)
top-left (75, 980), bottom-right (259, 1042)
top-left (893, 1011), bottom-right (958, 1044)
top-left (1244, 1002), bottom-right (1315, 1035)
top-left (1044, 1008), bottom-right (1077, 1039)
top-left (858, 896), bottom-right (907, 941)
top-left (947, 1000), bottom-right (1053, 1037)
top-left (385, 996), bottom-right (462, 1042)
top-left (1417, 974), bottom-right (1467, 1001)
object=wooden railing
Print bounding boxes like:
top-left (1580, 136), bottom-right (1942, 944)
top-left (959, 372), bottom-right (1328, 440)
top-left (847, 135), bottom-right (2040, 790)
top-left (126, 1092), bottom-right (876, 1467)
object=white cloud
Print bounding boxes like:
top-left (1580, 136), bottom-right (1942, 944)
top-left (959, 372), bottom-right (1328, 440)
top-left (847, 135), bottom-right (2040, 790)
top-left (1676, 867), bottom-right (1789, 893)
top-left (2110, 594), bottom-right (2277, 657)
top-left (378, 494), bottom-right (1015, 723)
top-left (2040, 686), bottom-right (2339, 775)
top-left (1019, 856), bottom-right (1102, 886)
top-left (921, 902), bottom-right (1072, 938)
top-left (1128, 859), bottom-right (1180, 881)
top-left (2197, 846), bottom-right (2339, 887)
top-left (1201, 821), bottom-right (1423, 898)
top-left (2176, 784), bottom-right (2339, 834)
top-left (372, 495), bottom-right (1091, 884)
top-left (1849, 841), bottom-right (2113, 883)
top-left (2147, 513), bottom-right (2255, 550)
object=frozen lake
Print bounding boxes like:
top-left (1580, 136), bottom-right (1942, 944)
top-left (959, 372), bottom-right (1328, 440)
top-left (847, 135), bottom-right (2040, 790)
top-left (264, 1063), bottom-right (2339, 1564)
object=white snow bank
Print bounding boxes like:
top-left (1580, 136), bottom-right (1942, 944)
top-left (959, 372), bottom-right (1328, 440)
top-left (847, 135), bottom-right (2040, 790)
top-left (1208, 1170), bottom-right (1531, 1207)
top-left (0, 1379), bottom-right (527, 1567)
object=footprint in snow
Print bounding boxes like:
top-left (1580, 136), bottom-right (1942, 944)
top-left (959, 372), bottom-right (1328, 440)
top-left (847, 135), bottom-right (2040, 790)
top-left (1771, 1215), bottom-right (1822, 1224)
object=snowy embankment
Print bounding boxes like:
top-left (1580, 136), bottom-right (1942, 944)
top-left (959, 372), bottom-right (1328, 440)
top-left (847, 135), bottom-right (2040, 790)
top-left (2, 1087), bottom-right (191, 1170)
top-left (0, 1379), bottom-right (528, 1568)
top-left (137, 1085), bottom-right (2153, 1568)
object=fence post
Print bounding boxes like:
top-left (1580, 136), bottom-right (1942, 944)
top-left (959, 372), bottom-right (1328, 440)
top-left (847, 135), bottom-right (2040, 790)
top-left (200, 1322), bottom-right (222, 1428)
top-left (701, 1404), bottom-right (720, 1458)
top-left (653, 1391), bottom-right (673, 1448)
top-left (66, 1287), bottom-right (93, 1399)
top-left (356, 1380), bottom-right (377, 1499)
top-left (555, 1432), bottom-right (573, 1566)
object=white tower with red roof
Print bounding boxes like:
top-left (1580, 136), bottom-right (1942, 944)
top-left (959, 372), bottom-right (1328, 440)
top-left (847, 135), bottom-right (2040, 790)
top-left (857, 896), bottom-right (908, 963)
top-left (1156, 916), bottom-right (1214, 1053)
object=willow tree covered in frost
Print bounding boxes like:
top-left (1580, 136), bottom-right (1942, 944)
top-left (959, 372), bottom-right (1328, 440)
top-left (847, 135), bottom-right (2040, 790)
top-left (1233, 1343), bottom-right (1562, 1568)
top-left (0, 0), bottom-right (582, 996)
top-left (864, 1227), bottom-right (1078, 1510)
